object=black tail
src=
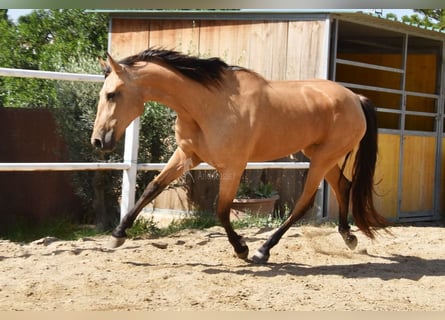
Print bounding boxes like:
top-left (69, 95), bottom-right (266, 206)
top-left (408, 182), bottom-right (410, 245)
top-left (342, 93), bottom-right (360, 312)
top-left (351, 95), bottom-right (387, 238)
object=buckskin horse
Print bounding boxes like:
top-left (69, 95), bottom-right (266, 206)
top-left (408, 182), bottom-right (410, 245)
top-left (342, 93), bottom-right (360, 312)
top-left (91, 48), bottom-right (387, 263)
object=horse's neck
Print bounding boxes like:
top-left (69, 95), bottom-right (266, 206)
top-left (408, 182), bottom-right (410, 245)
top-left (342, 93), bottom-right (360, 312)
top-left (135, 63), bottom-right (213, 118)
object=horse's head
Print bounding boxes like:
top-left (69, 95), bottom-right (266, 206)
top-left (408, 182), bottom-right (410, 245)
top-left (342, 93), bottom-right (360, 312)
top-left (91, 53), bottom-right (145, 152)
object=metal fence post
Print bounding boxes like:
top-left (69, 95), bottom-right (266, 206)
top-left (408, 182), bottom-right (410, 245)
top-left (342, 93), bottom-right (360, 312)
top-left (120, 117), bottom-right (140, 221)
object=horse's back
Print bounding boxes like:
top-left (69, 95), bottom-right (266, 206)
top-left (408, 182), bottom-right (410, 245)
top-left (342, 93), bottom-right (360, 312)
top-left (245, 79), bottom-right (366, 161)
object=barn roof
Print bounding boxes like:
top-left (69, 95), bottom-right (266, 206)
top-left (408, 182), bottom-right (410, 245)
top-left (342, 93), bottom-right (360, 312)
top-left (90, 9), bottom-right (445, 38)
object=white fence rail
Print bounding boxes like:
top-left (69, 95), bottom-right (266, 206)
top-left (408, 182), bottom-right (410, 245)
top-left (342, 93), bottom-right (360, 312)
top-left (0, 67), bottom-right (103, 82)
top-left (0, 67), bottom-right (313, 221)
top-left (0, 161), bottom-right (310, 172)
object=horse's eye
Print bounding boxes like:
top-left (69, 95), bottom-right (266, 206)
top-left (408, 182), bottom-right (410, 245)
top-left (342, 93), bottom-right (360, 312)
top-left (106, 92), bottom-right (117, 101)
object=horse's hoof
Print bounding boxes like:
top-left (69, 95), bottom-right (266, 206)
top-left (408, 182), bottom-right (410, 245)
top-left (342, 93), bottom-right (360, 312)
top-left (252, 249), bottom-right (270, 264)
top-left (345, 234), bottom-right (358, 250)
top-left (107, 236), bottom-right (126, 249)
top-left (236, 246), bottom-right (249, 260)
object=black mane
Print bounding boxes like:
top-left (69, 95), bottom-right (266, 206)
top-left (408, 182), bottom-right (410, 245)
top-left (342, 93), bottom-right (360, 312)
top-left (116, 48), bottom-right (242, 87)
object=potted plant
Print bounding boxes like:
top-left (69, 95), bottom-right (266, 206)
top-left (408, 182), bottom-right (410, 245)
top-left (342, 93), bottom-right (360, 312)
top-left (231, 181), bottom-right (279, 219)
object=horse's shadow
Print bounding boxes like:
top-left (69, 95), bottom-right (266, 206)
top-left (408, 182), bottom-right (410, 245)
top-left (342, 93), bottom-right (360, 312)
top-left (201, 254), bottom-right (445, 281)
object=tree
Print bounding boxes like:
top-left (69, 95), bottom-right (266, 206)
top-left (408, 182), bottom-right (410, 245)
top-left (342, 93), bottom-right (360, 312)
top-left (1, 9), bottom-right (176, 230)
top-left (48, 10), bottom-right (176, 228)
top-left (0, 9), bottom-right (108, 107)
top-left (0, 10), bottom-right (17, 106)
top-left (14, 9), bottom-right (108, 69)
top-left (0, 10), bottom-right (14, 65)
top-left (0, 10), bottom-right (118, 229)
top-left (398, 9), bottom-right (445, 30)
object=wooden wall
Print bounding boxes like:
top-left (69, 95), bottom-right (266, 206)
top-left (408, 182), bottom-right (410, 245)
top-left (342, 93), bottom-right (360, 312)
top-left (0, 109), bottom-right (83, 234)
top-left (374, 134), bottom-right (400, 219)
top-left (110, 18), bottom-right (329, 80)
top-left (371, 134), bottom-right (435, 218)
top-left (400, 136), bottom-right (436, 213)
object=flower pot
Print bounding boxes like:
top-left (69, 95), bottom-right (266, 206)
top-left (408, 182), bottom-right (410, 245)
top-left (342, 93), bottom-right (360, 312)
top-left (230, 195), bottom-right (279, 220)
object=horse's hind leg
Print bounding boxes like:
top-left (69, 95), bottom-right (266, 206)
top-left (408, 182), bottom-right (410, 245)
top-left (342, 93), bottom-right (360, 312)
top-left (252, 157), bottom-right (333, 264)
top-left (325, 166), bottom-right (357, 250)
top-left (217, 169), bottom-right (249, 259)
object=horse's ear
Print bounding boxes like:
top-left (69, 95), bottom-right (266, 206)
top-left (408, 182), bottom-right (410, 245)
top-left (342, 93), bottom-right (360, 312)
top-left (98, 56), bottom-right (109, 75)
top-left (106, 52), bottom-right (123, 74)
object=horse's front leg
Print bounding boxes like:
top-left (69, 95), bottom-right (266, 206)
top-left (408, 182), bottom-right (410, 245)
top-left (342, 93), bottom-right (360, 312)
top-left (108, 148), bottom-right (198, 248)
top-left (216, 169), bottom-right (249, 259)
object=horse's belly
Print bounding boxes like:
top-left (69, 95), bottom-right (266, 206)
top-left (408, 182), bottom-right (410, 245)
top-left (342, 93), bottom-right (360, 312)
top-left (248, 135), bottom-right (309, 162)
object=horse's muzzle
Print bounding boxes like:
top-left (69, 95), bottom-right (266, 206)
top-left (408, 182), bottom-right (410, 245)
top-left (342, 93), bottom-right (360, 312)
top-left (91, 129), bottom-right (115, 152)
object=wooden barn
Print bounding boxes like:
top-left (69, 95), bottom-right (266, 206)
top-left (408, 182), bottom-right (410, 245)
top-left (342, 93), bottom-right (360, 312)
top-left (99, 10), bottom-right (445, 223)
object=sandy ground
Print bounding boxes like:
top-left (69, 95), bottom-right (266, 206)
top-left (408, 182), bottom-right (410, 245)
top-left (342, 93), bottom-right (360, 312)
top-left (1, 223), bottom-right (445, 311)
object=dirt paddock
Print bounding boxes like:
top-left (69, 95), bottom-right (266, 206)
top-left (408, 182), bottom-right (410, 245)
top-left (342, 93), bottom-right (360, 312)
top-left (1, 223), bottom-right (445, 311)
